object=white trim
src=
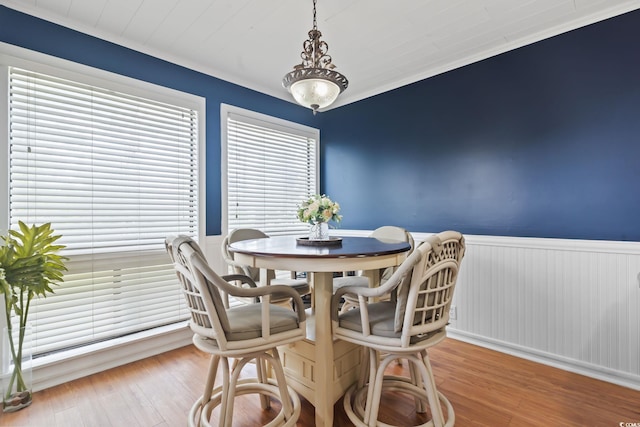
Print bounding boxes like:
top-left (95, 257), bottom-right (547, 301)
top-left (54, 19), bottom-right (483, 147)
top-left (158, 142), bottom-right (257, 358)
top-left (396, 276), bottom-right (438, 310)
top-left (0, 41), bottom-right (207, 247)
top-left (0, 65), bottom-right (6, 239)
top-left (422, 233), bottom-right (640, 254)
top-left (32, 323), bottom-right (192, 392)
top-left (334, 229), bottom-right (640, 255)
top-left (448, 330), bottom-right (640, 391)
top-left (0, 42), bottom-right (203, 112)
top-left (458, 233), bottom-right (640, 254)
top-left (0, 42), bottom-right (206, 387)
top-left (220, 103), bottom-right (319, 236)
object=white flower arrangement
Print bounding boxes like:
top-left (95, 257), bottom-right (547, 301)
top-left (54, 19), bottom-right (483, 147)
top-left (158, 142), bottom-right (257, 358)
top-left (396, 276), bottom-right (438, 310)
top-left (297, 194), bottom-right (342, 225)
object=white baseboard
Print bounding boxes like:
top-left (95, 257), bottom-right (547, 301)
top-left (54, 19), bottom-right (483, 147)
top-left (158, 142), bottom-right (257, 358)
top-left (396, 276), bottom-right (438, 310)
top-left (448, 329), bottom-right (640, 391)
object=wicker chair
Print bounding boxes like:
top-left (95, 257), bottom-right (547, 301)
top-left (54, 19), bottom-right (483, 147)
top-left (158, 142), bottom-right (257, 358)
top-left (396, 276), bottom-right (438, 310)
top-left (333, 226), bottom-right (415, 313)
top-left (222, 228), bottom-right (310, 306)
top-left (332, 231), bottom-right (465, 427)
top-left (166, 235), bottom-right (306, 427)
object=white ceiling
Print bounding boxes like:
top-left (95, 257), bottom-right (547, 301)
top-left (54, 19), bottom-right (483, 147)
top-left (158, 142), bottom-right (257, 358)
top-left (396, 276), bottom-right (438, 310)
top-left (2, 0), bottom-right (640, 111)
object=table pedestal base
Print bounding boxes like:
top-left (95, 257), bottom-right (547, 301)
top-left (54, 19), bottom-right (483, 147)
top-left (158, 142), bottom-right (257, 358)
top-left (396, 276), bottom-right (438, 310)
top-left (280, 336), bottom-right (361, 406)
top-left (231, 238), bottom-right (410, 426)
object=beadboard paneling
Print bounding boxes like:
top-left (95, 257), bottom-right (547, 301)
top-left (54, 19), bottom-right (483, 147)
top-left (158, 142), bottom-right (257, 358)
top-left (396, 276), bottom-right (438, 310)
top-left (444, 234), bottom-right (640, 390)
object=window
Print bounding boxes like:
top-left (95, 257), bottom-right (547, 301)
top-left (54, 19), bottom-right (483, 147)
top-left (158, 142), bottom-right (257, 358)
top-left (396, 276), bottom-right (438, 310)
top-left (222, 105), bottom-right (319, 236)
top-left (5, 66), bottom-right (203, 356)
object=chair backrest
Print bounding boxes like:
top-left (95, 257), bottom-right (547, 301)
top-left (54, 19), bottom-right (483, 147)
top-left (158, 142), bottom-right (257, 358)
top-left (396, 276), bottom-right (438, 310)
top-left (166, 235), bottom-right (232, 347)
top-left (370, 225), bottom-right (415, 249)
top-left (394, 231), bottom-right (465, 342)
top-left (370, 225), bottom-right (415, 285)
top-left (169, 234), bottom-right (306, 353)
top-left (221, 228), bottom-right (274, 283)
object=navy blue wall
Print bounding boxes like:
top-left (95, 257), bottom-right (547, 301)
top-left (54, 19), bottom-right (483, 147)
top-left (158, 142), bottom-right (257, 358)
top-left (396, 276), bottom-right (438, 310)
top-left (318, 9), bottom-right (640, 241)
top-left (0, 6), bottom-right (319, 236)
top-left (2, 6), bottom-right (640, 241)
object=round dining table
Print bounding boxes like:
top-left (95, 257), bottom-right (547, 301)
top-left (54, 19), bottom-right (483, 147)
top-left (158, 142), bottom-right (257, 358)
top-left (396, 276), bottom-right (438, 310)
top-left (229, 235), bottom-right (411, 427)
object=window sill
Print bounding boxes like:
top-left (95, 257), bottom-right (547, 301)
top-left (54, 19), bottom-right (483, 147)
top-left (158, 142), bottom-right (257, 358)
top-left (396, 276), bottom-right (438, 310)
top-left (32, 322), bottom-right (192, 392)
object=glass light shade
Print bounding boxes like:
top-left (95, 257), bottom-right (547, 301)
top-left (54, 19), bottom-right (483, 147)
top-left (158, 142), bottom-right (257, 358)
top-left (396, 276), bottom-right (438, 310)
top-left (289, 78), bottom-right (341, 110)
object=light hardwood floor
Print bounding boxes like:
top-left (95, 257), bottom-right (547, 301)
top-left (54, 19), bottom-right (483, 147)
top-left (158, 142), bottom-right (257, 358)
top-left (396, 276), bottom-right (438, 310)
top-left (1, 338), bottom-right (639, 426)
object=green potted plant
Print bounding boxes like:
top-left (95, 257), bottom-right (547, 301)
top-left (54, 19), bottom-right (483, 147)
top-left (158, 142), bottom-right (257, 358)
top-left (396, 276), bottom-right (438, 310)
top-left (0, 222), bottom-right (67, 412)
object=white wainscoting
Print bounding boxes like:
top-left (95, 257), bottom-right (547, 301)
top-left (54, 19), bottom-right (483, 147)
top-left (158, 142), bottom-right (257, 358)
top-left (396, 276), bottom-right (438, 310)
top-left (29, 232), bottom-right (640, 392)
top-left (443, 234), bottom-right (640, 390)
top-left (281, 230), bottom-right (640, 390)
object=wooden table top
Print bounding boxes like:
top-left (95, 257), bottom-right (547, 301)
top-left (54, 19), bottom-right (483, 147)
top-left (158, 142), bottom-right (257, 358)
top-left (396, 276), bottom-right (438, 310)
top-left (229, 235), bottom-right (410, 259)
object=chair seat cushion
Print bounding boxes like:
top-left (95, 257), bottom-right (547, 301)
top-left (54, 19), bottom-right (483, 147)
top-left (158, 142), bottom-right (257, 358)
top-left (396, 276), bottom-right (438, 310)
top-left (332, 275), bottom-right (369, 292)
top-left (338, 301), bottom-right (399, 338)
top-left (269, 279), bottom-right (311, 301)
top-left (226, 304), bottom-right (300, 341)
top-left (338, 301), bottom-right (438, 343)
top-left (271, 278), bottom-right (310, 294)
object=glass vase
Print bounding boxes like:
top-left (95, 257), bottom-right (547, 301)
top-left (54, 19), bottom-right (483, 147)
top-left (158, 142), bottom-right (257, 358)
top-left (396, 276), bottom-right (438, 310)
top-left (310, 222), bottom-right (329, 240)
top-left (2, 324), bottom-right (33, 413)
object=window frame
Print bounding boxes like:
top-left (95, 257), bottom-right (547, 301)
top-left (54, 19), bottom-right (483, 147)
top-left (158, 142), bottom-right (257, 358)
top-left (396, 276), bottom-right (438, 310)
top-left (0, 43), bottom-right (206, 349)
top-left (220, 103), bottom-right (320, 237)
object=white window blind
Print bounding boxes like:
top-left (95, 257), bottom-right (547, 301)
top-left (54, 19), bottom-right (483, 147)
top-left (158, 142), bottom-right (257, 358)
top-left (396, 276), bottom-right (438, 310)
top-left (8, 67), bottom-right (198, 356)
top-left (225, 108), bottom-right (318, 236)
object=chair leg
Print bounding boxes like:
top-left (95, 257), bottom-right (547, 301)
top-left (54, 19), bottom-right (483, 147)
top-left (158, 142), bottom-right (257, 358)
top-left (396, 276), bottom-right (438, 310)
top-left (344, 350), bottom-right (454, 427)
top-left (420, 350), bottom-right (446, 426)
top-left (408, 360), bottom-right (427, 413)
top-left (226, 355), bottom-right (263, 427)
top-left (256, 356), bottom-right (272, 410)
top-left (365, 352), bottom-right (397, 427)
top-left (266, 348), bottom-right (296, 421)
top-left (218, 357), bottom-right (231, 427)
top-left (202, 355), bottom-right (220, 408)
top-left (189, 355), bottom-right (220, 427)
top-left (356, 347), bottom-right (369, 389)
top-left (363, 348), bottom-right (380, 425)
top-left (192, 348), bottom-right (301, 427)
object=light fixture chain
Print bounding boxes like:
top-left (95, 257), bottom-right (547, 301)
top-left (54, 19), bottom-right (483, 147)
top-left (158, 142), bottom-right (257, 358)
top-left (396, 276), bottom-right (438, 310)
top-left (312, 0), bottom-right (317, 31)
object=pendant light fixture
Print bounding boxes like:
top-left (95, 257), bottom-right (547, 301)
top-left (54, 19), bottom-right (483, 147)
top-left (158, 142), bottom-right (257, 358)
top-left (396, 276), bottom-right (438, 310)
top-left (282, 0), bottom-right (348, 114)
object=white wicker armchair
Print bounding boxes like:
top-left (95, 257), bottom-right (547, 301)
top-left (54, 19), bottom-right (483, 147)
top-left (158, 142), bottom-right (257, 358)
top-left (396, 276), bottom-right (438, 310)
top-left (333, 226), bottom-right (415, 313)
top-left (331, 230), bottom-right (465, 427)
top-left (221, 228), bottom-right (310, 306)
top-left (166, 235), bottom-right (306, 427)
